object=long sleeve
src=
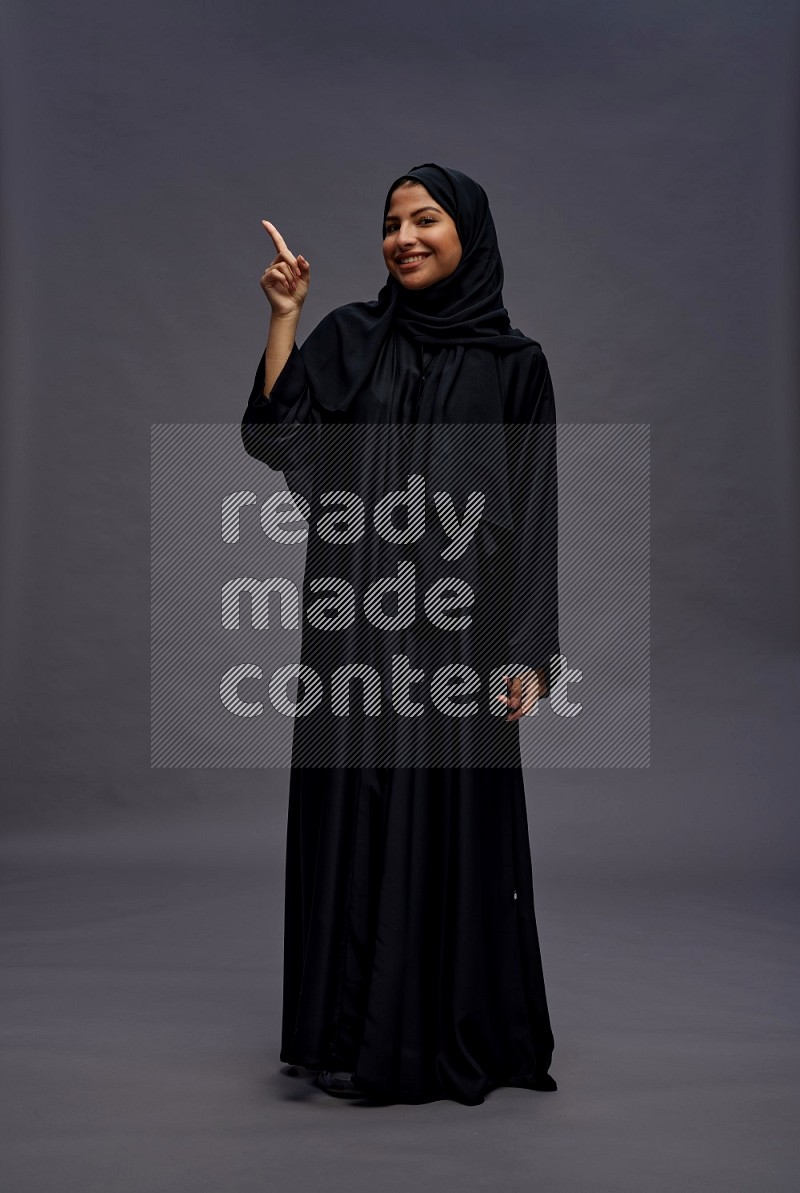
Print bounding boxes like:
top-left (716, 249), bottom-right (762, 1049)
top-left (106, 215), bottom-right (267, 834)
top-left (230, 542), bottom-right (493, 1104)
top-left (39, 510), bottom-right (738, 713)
top-left (240, 340), bottom-right (322, 502)
top-left (502, 347), bottom-right (561, 697)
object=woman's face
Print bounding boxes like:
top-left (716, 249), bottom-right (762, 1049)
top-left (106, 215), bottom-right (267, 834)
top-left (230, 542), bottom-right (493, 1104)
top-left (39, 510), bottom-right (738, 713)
top-left (382, 183), bottom-right (462, 289)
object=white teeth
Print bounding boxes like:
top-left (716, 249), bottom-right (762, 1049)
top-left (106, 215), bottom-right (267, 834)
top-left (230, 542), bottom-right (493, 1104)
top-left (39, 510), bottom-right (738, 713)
top-left (399, 255), bottom-right (428, 264)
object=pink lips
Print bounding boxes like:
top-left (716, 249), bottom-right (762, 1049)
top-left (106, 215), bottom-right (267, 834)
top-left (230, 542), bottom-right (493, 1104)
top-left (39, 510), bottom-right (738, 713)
top-left (397, 253), bottom-right (430, 271)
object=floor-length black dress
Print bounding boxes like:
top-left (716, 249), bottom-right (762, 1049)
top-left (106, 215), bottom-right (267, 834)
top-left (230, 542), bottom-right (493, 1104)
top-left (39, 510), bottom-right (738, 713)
top-left (242, 322), bottom-right (559, 1105)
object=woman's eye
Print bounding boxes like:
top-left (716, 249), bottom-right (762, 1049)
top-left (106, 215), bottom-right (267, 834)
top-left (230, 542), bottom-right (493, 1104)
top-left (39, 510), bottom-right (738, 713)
top-left (384, 217), bottom-right (437, 236)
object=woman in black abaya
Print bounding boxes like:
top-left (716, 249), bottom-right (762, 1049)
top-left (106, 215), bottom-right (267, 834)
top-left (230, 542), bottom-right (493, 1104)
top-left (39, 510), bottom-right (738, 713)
top-left (241, 163), bottom-right (561, 1105)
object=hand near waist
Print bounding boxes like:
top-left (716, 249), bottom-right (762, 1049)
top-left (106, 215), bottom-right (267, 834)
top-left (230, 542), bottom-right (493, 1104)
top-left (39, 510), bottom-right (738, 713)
top-left (496, 669), bottom-right (549, 721)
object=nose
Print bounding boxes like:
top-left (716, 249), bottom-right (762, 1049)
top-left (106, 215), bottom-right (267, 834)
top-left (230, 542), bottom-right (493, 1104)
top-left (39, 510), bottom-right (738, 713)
top-left (396, 221), bottom-right (418, 248)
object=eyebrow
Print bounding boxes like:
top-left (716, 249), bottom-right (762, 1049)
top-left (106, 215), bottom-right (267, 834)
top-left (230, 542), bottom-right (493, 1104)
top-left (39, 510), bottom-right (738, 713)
top-left (384, 205), bottom-right (442, 223)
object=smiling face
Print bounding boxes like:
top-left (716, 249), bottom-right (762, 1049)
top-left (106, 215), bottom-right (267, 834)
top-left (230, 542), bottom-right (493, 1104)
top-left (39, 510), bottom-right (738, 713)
top-left (382, 182), bottom-right (462, 289)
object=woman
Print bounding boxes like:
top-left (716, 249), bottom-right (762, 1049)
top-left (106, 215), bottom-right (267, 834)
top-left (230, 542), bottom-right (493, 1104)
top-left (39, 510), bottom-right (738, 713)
top-left (241, 163), bottom-right (561, 1105)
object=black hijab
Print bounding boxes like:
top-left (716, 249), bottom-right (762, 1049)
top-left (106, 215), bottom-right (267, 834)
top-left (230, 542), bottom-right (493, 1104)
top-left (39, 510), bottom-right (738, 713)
top-left (295, 162), bottom-right (539, 422)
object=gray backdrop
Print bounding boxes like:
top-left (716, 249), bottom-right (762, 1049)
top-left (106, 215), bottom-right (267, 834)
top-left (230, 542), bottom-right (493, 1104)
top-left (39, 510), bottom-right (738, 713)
top-left (1, 1), bottom-right (798, 1190)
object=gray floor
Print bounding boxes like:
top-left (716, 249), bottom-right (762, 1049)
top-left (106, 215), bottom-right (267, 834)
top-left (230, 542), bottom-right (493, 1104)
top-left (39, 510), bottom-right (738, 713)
top-left (2, 643), bottom-right (798, 1191)
top-left (2, 786), bottom-right (798, 1192)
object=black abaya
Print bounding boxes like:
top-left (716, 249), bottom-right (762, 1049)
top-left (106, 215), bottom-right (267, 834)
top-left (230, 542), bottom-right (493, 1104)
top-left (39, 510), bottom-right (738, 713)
top-left (241, 324), bottom-right (560, 1105)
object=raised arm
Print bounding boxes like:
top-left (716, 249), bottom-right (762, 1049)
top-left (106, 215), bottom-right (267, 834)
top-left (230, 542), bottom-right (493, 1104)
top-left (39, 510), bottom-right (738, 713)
top-left (258, 219), bottom-right (310, 396)
top-left (241, 219), bottom-right (320, 487)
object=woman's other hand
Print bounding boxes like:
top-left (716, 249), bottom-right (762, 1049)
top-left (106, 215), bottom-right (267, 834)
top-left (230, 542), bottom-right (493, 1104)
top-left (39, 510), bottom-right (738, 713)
top-left (260, 220), bottom-right (310, 317)
top-left (496, 669), bottom-right (549, 721)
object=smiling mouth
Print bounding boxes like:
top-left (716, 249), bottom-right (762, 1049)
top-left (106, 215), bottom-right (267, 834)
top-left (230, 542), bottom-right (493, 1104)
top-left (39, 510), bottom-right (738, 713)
top-left (397, 254), bottom-right (431, 269)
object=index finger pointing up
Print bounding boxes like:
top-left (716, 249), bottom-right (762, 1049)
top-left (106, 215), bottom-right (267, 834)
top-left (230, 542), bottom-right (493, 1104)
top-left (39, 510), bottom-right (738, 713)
top-left (261, 219), bottom-right (299, 273)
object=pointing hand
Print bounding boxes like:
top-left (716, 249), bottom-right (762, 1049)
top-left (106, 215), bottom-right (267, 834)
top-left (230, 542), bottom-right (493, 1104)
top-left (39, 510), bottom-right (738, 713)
top-left (259, 219), bottom-right (310, 316)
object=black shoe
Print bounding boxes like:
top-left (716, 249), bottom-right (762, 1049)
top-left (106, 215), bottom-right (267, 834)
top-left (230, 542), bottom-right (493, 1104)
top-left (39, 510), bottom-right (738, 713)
top-left (316, 1069), bottom-right (364, 1098)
